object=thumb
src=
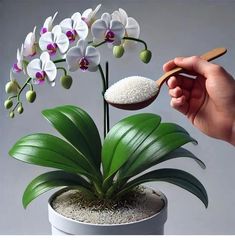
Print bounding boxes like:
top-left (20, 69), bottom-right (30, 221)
top-left (174, 56), bottom-right (213, 78)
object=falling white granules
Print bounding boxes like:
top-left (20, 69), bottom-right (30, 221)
top-left (104, 76), bottom-right (159, 104)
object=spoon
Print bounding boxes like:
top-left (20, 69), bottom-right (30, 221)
top-left (104, 47), bottom-right (227, 110)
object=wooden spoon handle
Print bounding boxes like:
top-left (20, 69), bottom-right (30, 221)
top-left (156, 47), bottom-right (227, 87)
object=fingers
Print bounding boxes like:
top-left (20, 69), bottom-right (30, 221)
top-left (163, 56), bottom-right (213, 78)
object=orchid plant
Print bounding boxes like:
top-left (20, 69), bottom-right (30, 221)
top-left (5, 4), bottom-right (208, 209)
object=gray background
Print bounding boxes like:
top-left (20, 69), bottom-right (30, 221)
top-left (1, 0), bottom-right (235, 235)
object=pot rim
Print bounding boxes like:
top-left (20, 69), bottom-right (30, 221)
top-left (48, 187), bottom-right (168, 227)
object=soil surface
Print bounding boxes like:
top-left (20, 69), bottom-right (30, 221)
top-left (51, 187), bottom-right (165, 225)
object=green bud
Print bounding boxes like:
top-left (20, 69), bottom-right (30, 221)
top-left (4, 99), bottom-right (13, 109)
top-left (113, 45), bottom-right (125, 58)
top-left (26, 90), bottom-right (36, 103)
top-left (60, 75), bottom-right (73, 89)
top-left (139, 49), bottom-right (152, 64)
top-left (9, 111), bottom-right (14, 118)
top-left (17, 105), bottom-right (24, 114)
top-left (5, 80), bottom-right (19, 94)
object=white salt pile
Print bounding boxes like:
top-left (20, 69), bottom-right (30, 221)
top-left (104, 76), bottom-right (159, 104)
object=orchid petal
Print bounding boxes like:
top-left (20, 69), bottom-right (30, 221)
top-left (92, 4), bottom-right (102, 18)
top-left (60, 18), bottom-right (73, 33)
top-left (101, 13), bottom-right (111, 27)
top-left (111, 11), bottom-right (122, 23)
top-left (91, 19), bottom-right (107, 40)
top-left (85, 46), bottom-right (100, 66)
top-left (66, 46), bottom-right (83, 71)
top-left (71, 12), bottom-right (82, 23)
top-left (82, 8), bottom-right (92, 19)
top-left (27, 59), bottom-right (42, 78)
top-left (77, 39), bottom-right (87, 55)
top-left (39, 32), bottom-right (53, 51)
top-left (40, 52), bottom-right (50, 70)
top-left (56, 33), bottom-right (69, 54)
top-left (126, 17), bottom-right (140, 38)
top-left (44, 60), bottom-right (57, 81)
top-left (74, 19), bottom-right (89, 39)
top-left (118, 8), bottom-right (128, 26)
top-left (110, 20), bottom-right (125, 39)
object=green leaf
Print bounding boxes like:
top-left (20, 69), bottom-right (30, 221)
top-left (118, 123), bottom-right (198, 180)
top-left (9, 133), bottom-right (94, 178)
top-left (22, 170), bottom-right (92, 208)
top-left (157, 147), bottom-right (206, 169)
top-left (117, 168), bottom-right (208, 208)
top-left (102, 113), bottom-right (161, 179)
top-left (42, 105), bottom-right (102, 170)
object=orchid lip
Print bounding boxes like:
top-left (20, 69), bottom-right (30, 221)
top-left (79, 57), bottom-right (89, 71)
top-left (35, 71), bottom-right (46, 83)
top-left (40, 27), bottom-right (48, 35)
top-left (66, 30), bottom-right (77, 42)
top-left (105, 30), bottom-right (115, 43)
top-left (13, 63), bottom-right (22, 73)
top-left (47, 43), bottom-right (58, 55)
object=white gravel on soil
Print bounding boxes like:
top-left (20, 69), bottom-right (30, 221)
top-left (51, 188), bottom-right (165, 225)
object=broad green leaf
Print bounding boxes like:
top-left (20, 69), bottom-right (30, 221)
top-left (102, 113), bottom-right (161, 179)
top-left (42, 105), bottom-right (102, 170)
top-left (118, 123), bottom-right (198, 180)
top-left (23, 170), bottom-right (92, 208)
top-left (9, 133), bottom-right (94, 178)
top-left (117, 168), bottom-right (208, 208)
top-left (157, 147), bottom-right (206, 169)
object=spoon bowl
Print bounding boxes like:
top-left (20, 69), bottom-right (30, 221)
top-left (104, 47), bottom-right (227, 110)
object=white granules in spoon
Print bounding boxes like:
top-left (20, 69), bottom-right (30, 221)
top-left (104, 76), bottom-right (159, 104)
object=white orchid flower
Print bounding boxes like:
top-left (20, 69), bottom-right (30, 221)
top-left (40, 12), bottom-right (58, 35)
top-left (13, 44), bottom-right (24, 73)
top-left (111, 8), bottom-right (140, 39)
top-left (39, 25), bottom-right (69, 56)
top-left (60, 12), bottom-right (88, 42)
top-left (91, 13), bottom-right (125, 46)
top-left (23, 26), bottom-right (37, 57)
top-left (81, 4), bottom-right (101, 27)
top-left (27, 52), bottom-right (57, 85)
top-left (66, 39), bottom-right (100, 72)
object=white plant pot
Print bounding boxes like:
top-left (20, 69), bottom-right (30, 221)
top-left (48, 188), bottom-right (168, 235)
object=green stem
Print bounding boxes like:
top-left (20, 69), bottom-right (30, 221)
top-left (105, 62), bottom-right (110, 133)
top-left (17, 77), bottom-right (32, 102)
top-left (54, 58), bottom-right (66, 64)
top-left (57, 67), bottom-right (67, 76)
top-left (98, 64), bottom-right (107, 139)
top-left (123, 36), bottom-right (148, 49)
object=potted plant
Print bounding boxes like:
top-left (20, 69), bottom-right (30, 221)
top-left (4, 4), bottom-right (208, 235)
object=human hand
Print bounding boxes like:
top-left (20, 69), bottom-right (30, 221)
top-left (163, 55), bottom-right (235, 146)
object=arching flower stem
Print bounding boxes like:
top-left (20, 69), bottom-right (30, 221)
top-left (123, 36), bottom-right (148, 49)
top-left (57, 67), bottom-right (67, 76)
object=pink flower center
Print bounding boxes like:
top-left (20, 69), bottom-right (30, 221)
top-left (79, 57), bottom-right (89, 71)
top-left (105, 30), bottom-right (115, 43)
top-left (66, 30), bottom-right (77, 42)
top-left (13, 63), bottom-right (22, 73)
top-left (47, 43), bottom-right (58, 55)
top-left (35, 71), bottom-right (46, 84)
top-left (40, 27), bottom-right (48, 35)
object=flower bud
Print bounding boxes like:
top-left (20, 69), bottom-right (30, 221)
top-left (4, 99), bottom-right (13, 109)
top-left (60, 75), bottom-right (73, 89)
top-left (113, 45), bottom-right (125, 58)
top-left (26, 90), bottom-right (36, 103)
top-left (139, 49), bottom-right (152, 64)
top-left (17, 105), bottom-right (24, 114)
top-left (5, 80), bottom-right (19, 94)
top-left (9, 111), bottom-right (14, 118)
